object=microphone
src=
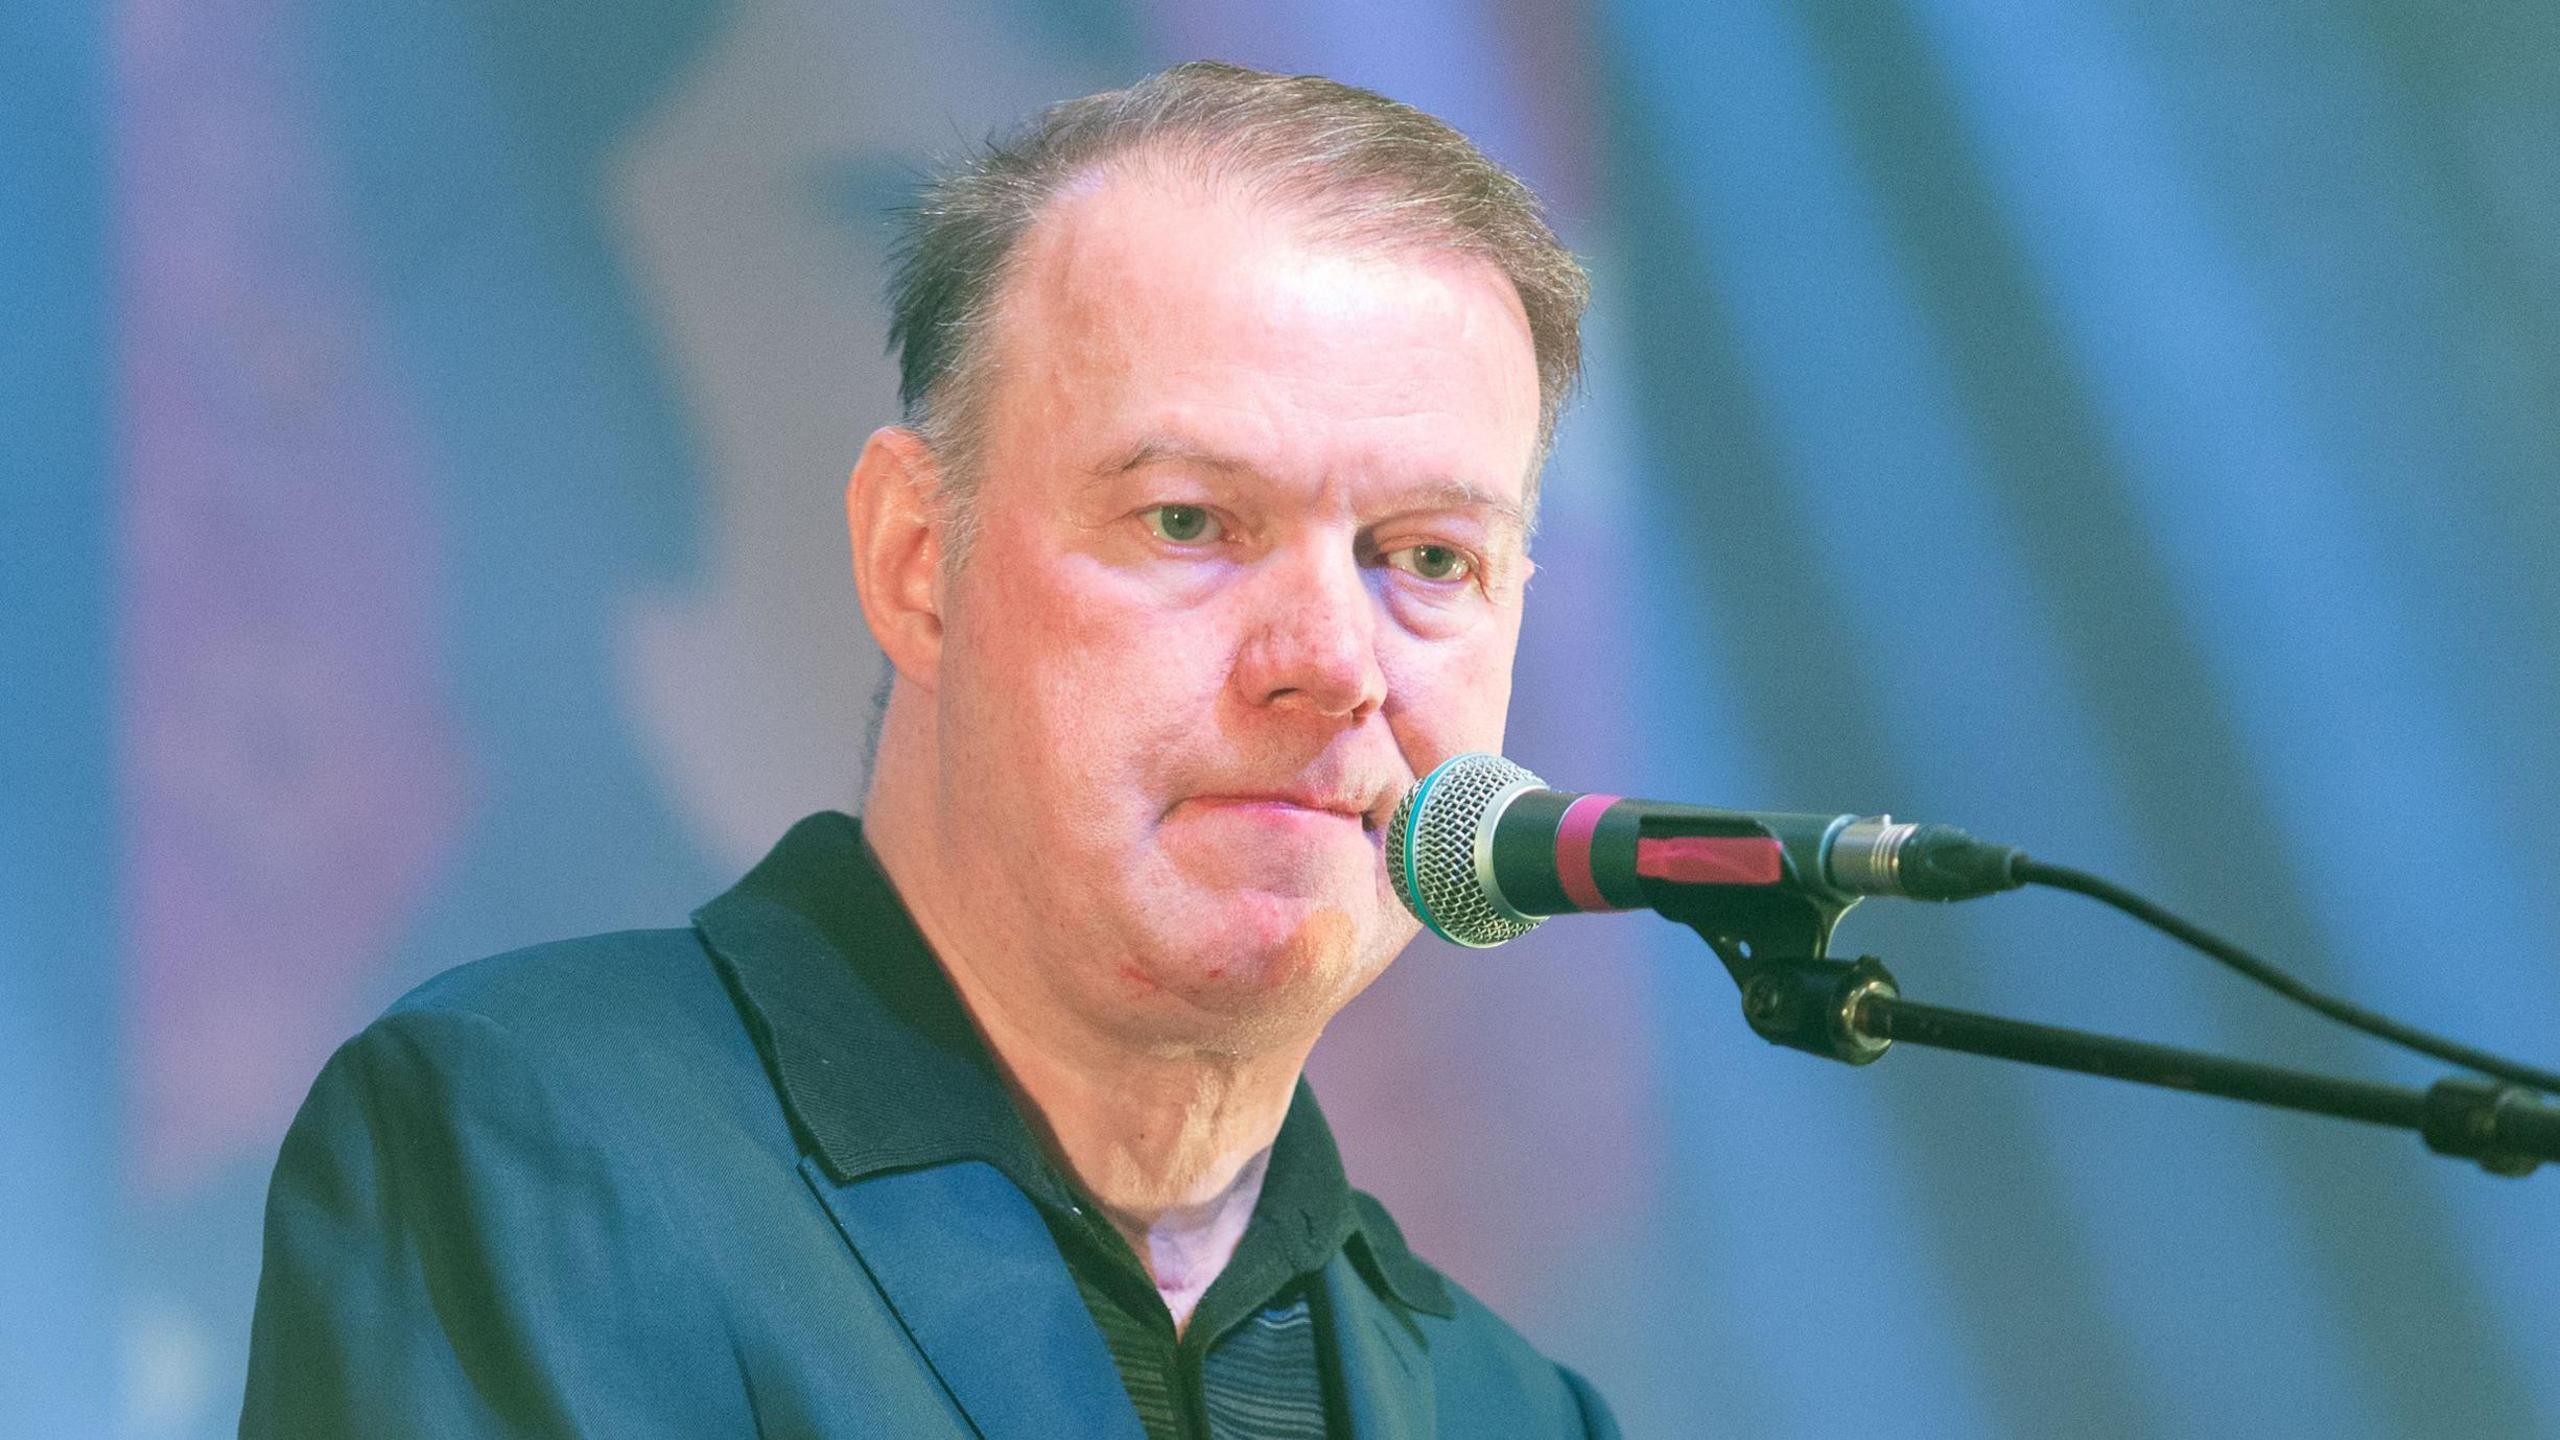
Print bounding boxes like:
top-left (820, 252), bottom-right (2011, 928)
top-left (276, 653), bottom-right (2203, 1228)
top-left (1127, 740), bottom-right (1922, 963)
top-left (1386, 753), bottom-right (2025, 948)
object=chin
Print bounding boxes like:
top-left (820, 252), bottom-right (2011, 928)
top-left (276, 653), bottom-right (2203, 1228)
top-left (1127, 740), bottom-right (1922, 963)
top-left (1137, 891), bottom-right (1385, 1043)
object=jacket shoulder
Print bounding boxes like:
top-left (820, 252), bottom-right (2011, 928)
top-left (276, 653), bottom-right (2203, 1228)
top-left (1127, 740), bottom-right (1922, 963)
top-left (340, 924), bottom-right (789, 1169)
top-left (388, 925), bottom-right (722, 1033)
top-left (246, 927), bottom-right (784, 1435)
top-left (1345, 1190), bottom-right (1620, 1438)
top-left (1421, 1274), bottom-right (1618, 1438)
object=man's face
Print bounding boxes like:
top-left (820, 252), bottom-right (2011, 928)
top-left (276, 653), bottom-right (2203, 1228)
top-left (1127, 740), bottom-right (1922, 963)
top-left (930, 168), bottom-right (1542, 1052)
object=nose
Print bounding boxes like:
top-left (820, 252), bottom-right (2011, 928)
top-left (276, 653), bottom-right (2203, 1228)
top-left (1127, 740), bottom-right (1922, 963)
top-left (1230, 543), bottom-right (1387, 721)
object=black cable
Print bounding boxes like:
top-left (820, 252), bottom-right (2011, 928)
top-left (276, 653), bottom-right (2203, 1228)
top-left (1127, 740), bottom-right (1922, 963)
top-left (2012, 857), bottom-right (2560, 1097)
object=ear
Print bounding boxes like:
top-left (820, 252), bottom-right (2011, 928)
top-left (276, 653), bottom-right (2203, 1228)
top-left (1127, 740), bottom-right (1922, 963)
top-left (846, 426), bottom-right (947, 690)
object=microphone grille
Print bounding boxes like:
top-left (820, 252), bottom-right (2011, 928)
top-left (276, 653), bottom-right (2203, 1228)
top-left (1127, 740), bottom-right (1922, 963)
top-left (1387, 752), bottom-right (1547, 949)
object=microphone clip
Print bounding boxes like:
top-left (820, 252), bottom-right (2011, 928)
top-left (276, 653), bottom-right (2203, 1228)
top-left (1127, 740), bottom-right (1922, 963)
top-left (1651, 879), bottom-right (1856, 988)
top-left (1652, 877), bottom-right (1895, 1064)
top-left (1737, 955), bottom-right (1900, 1067)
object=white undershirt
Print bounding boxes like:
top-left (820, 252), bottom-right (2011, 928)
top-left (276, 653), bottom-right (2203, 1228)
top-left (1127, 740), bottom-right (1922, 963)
top-left (1113, 1147), bottom-right (1272, 1334)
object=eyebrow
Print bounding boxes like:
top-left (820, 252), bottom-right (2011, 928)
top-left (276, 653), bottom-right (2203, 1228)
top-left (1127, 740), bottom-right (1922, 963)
top-left (1093, 436), bottom-right (1254, 479)
top-left (1092, 434), bottom-right (1530, 537)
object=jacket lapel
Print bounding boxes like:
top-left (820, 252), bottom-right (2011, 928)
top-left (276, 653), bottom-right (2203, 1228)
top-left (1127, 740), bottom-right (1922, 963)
top-left (1322, 1251), bottom-right (1437, 1440)
top-left (808, 1157), bottom-right (1146, 1440)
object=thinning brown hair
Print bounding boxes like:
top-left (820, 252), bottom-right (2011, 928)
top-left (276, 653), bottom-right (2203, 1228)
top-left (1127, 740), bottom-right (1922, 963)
top-left (884, 61), bottom-right (1589, 560)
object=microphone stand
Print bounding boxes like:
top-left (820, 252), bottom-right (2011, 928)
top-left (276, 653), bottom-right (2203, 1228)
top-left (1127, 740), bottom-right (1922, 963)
top-left (1653, 891), bottom-right (2560, 1177)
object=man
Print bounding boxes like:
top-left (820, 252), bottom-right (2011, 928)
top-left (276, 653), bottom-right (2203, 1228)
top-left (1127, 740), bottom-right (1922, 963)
top-left (242, 62), bottom-right (1611, 1438)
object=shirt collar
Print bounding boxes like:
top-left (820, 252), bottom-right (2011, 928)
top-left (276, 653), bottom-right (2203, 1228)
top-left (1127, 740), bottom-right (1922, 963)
top-left (692, 812), bottom-right (1452, 1317)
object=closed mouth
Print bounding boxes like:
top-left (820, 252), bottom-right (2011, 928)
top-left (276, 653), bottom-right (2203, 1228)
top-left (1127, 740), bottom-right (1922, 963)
top-left (1188, 794), bottom-right (1379, 832)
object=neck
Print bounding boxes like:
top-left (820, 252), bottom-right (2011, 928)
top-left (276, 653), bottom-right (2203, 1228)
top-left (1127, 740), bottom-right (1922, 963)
top-left (941, 939), bottom-right (1310, 1218)
top-left (902, 852), bottom-right (1307, 1330)
top-left (863, 726), bottom-right (1308, 1325)
top-left (946, 953), bottom-right (1299, 1333)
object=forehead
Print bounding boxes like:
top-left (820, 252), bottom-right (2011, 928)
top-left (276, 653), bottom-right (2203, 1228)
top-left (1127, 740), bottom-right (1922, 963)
top-left (980, 166), bottom-right (1543, 507)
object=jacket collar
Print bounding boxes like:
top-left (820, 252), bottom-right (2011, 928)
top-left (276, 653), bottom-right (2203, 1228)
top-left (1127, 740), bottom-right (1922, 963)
top-left (691, 811), bottom-right (1452, 1318)
top-left (693, 811), bottom-right (1065, 1206)
top-left (801, 1155), bottom-right (1148, 1440)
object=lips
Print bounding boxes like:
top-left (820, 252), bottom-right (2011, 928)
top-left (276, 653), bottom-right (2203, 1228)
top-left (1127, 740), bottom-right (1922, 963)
top-left (1181, 789), bottom-right (1388, 832)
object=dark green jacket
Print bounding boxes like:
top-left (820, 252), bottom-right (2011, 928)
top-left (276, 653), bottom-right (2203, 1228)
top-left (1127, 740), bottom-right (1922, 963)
top-left (241, 813), bottom-right (1618, 1438)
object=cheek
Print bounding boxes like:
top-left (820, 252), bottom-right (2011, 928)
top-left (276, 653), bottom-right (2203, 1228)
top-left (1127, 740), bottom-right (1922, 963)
top-left (957, 549), bottom-right (1238, 767)
top-left (1383, 616), bottom-right (1521, 755)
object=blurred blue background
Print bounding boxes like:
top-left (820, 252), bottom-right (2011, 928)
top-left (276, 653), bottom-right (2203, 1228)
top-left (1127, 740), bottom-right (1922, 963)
top-left (7, 0), bottom-right (2557, 1435)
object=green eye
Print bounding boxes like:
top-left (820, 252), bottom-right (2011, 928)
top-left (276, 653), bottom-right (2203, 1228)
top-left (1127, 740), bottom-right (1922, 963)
top-left (1387, 544), bottom-right (1472, 582)
top-left (1142, 505), bottom-right (1222, 544)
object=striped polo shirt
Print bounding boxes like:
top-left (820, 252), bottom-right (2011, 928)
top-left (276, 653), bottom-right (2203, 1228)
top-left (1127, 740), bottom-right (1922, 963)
top-left (1038, 1084), bottom-right (1366, 1439)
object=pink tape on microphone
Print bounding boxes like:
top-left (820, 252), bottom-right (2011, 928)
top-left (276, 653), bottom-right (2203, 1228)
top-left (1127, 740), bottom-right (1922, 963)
top-left (1635, 834), bottom-right (1786, 887)
top-left (1553, 793), bottom-right (1624, 912)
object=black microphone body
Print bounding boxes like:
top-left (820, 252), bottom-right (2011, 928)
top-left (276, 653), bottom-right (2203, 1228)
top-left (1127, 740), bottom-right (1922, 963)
top-left (1389, 754), bottom-right (2023, 949)
top-left (1489, 787), bottom-right (2020, 911)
